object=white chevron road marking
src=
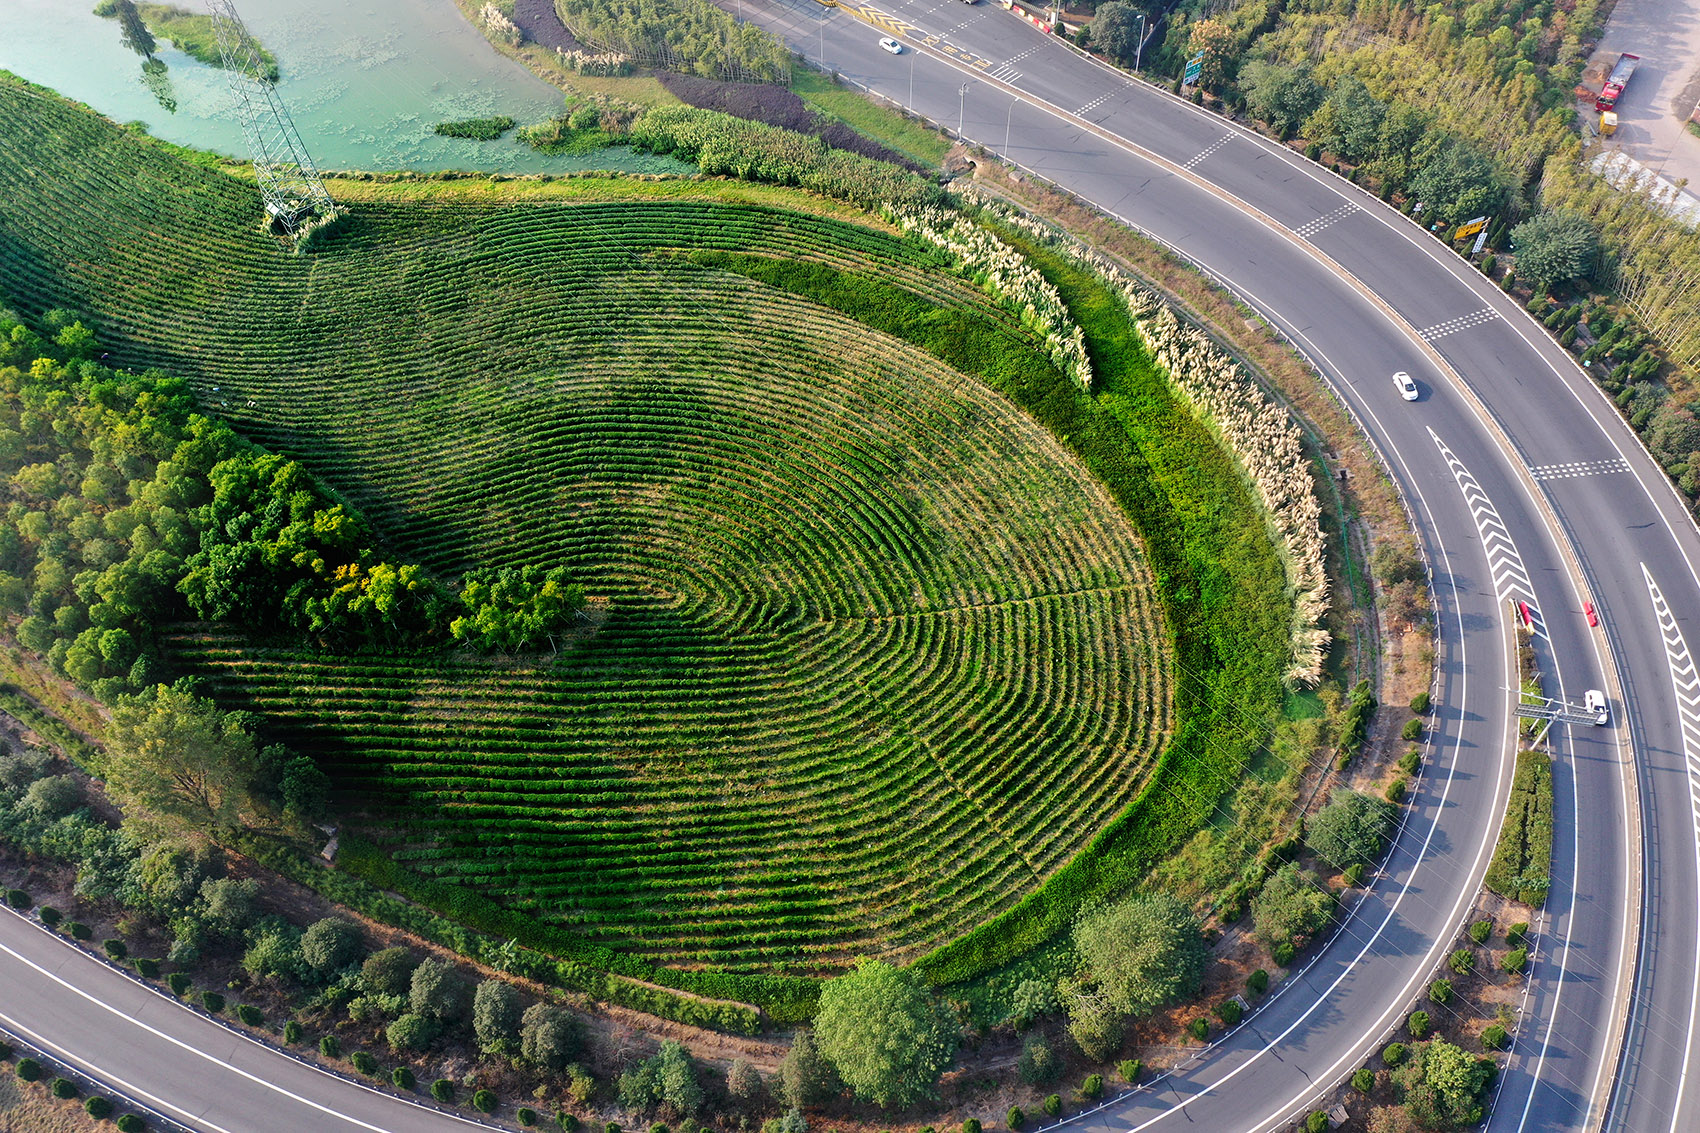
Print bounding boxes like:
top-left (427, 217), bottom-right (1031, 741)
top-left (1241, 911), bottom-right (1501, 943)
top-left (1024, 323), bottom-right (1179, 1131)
top-left (1432, 429), bottom-right (1544, 638)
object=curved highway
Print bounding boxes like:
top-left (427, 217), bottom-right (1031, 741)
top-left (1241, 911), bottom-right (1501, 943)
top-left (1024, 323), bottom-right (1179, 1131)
top-left (4, 5), bottom-right (1698, 1131)
top-left (740, 2), bottom-right (1696, 1130)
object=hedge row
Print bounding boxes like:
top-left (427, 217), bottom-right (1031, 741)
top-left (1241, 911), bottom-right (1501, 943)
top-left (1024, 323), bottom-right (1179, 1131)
top-left (1483, 751), bottom-right (1553, 907)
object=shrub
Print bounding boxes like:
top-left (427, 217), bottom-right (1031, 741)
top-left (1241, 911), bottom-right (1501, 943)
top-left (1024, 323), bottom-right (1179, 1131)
top-left (1507, 922), bottom-right (1530, 949)
top-left (1080, 1074), bottom-right (1103, 1101)
top-left (1385, 777), bottom-right (1408, 805)
top-left (1117, 1058), bottom-right (1142, 1083)
top-left (1017, 1035), bottom-right (1060, 1085)
top-left (167, 973), bottom-right (192, 997)
top-left (393, 1066), bottom-right (415, 1089)
top-left (1007, 1107), bottom-right (1026, 1130)
top-left (1273, 941), bottom-right (1295, 966)
top-left (1188, 1017), bottom-right (1210, 1041)
top-left (607, 1124), bottom-right (622, 1133)
top-left (86, 1096), bottom-right (114, 1118)
top-left (103, 938), bottom-right (127, 961)
top-left (1215, 999), bottom-right (1243, 1026)
top-left (385, 1012), bottom-right (436, 1052)
top-left (1042, 1094), bottom-right (1062, 1118)
top-left (117, 1116), bottom-right (147, 1133)
top-left (1429, 979), bottom-right (1453, 1005)
top-left (319, 1034), bottom-right (341, 1058)
top-left (1398, 749), bottom-right (1421, 776)
top-left (559, 1113), bottom-right (581, 1132)
top-left (1401, 719), bottom-right (1423, 740)
top-left (1481, 1024), bottom-right (1509, 1050)
top-left (1408, 1011), bottom-right (1432, 1039)
top-left (1306, 1111), bottom-right (1328, 1133)
top-left (962, 1121), bottom-right (981, 1133)
top-left (236, 1004), bottom-right (264, 1026)
top-left (1470, 919), bottom-right (1492, 944)
top-left (37, 906), bottom-right (60, 927)
top-left (300, 917), bottom-right (363, 975)
top-left (52, 1076), bottom-right (77, 1098)
top-left (201, 990), bottom-right (225, 1014)
top-left (283, 1020), bottom-right (303, 1044)
top-left (134, 957), bottom-right (159, 978)
top-left (1484, 753), bottom-right (1554, 907)
top-left (5, 888), bottom-right (30, 910)
top-left (68, 921), bottom-right (92, 940)
top-left (362, 946), bottom-right (415, 997)
top-left (520, 1110), bottom-right (539, 1127)
top-left (1382, 1042), bottom-right (1408, 1067)
top-left (1503, 947), bottom-right (1529, 974)
top-left (0, 1041), bottom-right (9, 1060)
top-left (15, 1057), bottom-right (41, 1081)
top-left (1410, 692), bottom-right (1430, 713)
top-left (1449, 949), bottom-right (1475, 975)
top-left (431, 1078), bottom-right (455, 1103)
top-left (351, 1051), bottom-right (378, 1075)
top-left (409, 958), bottom-right (467, 1023)
top-left (470, 1092), bottom-right (496, 1116)
top-left (1246, 969), bottom-right (1269, 995)
top-left (1253, 863), bottom-right (1334, 951)
top-left (1343, 862), bottom-right (1365, 886)
top-left (1351, 1067), bottom-right (1374, 1093)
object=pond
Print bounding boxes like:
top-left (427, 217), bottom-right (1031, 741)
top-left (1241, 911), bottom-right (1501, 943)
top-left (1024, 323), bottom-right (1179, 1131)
top-left (0, 0), bottom-right (691, 174)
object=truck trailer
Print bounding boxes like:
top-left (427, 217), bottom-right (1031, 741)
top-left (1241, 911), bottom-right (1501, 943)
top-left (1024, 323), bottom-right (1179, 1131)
top-left (1596, 52), bottom-right (1640, 112)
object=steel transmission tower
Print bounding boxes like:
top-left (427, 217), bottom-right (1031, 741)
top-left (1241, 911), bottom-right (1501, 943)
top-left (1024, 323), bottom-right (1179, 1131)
top-left (206, 0), bottom-right (334, 230)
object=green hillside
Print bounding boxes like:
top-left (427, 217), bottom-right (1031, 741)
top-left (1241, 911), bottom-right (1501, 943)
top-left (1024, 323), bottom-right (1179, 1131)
top-left (0, 73), bottom-right (1287, 1007)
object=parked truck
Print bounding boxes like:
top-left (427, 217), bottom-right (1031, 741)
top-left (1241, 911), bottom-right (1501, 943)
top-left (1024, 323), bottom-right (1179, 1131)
top-left (1595, 52), bottom-right (1640, 112)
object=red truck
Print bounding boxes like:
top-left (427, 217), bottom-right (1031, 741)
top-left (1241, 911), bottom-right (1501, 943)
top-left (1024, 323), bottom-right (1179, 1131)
top-left (1596, 52), bottom-right (1640, 112)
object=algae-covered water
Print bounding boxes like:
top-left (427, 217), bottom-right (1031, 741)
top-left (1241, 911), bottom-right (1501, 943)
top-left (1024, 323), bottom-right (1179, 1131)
top-left (0, 0), bottom-right (690, 174)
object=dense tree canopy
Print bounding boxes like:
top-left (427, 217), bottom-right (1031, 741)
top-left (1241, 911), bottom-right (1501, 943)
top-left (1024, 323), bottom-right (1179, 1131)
top-left (1251, 863), bottom-right (1334, 950)
top-left (1072, 892), bottom-right (1208, 1018)
top-left (1239, 62), bottom-right (1322, 139)
top-left (1510, 210), bottom-right (1600, 292)
top-left (814, 959), bottom-right (957, 1108)
top-left (104, 685), bottom-right (255, 837)
top-left (1306, 788), bottom-right (1397, 871)
top-left (1090, 3), bottom-right (1148, 67)
top-left (1391, 1038), bottom-right (1496, 1129)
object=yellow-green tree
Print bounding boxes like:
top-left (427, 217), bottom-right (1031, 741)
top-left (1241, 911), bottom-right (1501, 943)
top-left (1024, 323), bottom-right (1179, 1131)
top-left (105, 685), bottom-right (255, 839)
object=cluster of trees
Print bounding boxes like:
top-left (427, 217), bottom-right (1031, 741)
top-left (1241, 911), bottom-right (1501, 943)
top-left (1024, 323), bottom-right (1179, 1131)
top-left (0, 312), bottom-right (585, 703)
top-left (553, 0), bottom-right (790, 84)
top-left (1064, 894), bottom-right (1207, 1060)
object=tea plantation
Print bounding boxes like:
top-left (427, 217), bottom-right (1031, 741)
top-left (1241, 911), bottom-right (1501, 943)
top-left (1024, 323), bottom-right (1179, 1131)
top-left (0, 73), bottom-right (1288, 1003)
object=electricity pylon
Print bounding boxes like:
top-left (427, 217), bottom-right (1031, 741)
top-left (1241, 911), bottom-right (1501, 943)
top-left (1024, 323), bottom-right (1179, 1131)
top-left (207, 0), bottom-right (334, 231)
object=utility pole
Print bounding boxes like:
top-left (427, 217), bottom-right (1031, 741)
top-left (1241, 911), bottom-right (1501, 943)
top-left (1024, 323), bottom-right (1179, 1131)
top-left (909, 48), bottom-right (915, 108)
top-left (819, 19), bottom-right (825, 64)
top-left (1005, 97), bottom-right (1016, 154)
top-left (958, 81), bottom-right (970, 139)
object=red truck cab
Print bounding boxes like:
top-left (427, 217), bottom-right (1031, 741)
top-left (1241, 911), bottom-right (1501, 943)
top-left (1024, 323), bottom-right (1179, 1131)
top-left (1596, 53), bottom-right (1640, 112)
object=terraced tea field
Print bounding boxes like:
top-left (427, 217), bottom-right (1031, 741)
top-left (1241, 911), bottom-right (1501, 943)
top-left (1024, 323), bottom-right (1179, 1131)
top-left (0, 75), bottom-right (1287, 987)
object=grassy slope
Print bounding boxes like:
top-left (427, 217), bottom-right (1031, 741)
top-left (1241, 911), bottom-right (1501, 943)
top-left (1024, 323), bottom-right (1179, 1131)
top-left (0, 73), bottom-right (1287, 1014)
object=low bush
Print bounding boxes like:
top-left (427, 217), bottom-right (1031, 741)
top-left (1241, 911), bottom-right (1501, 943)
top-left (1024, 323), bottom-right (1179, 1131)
top-left (473, 1089), bottom-right (498, 1113)
top-left (1306, 1111), bottom-right (1329, 1133)
top-left (201, 991), bottom-right (224, 1014)
top-left (1246, 968), bottom-right (1269, 995)
top-left (1043, 1094), bottom-right (1062, 1117)
top-left (434, 116), bottom-right (517, 141)
top-left (236, 1004), bottom-right (264, 1026)
top-left (67, 921), bottom-right (91, 940)
top-left (1343, 863), bottom-right (1365, 886)
top-left (37, 906), bottom-right (60, 927)
top-left (134, 957), bottom-right (159, 978)
top-left (51, 1076), bottom-right (77, 1098)
top-left (1449, 949), bottom-right (1475, 975)
top-left (283, 1020), bottom-right (303, 1044)
top-left (1503, 947), bottom-right (1529, 974)
top-left (5, 888), bottom-right (30, 909)
top-left (167, 973), bottom-right (192, 997)
top-left (1216, 999), bottom-right (1244, 1026)
top-left (1410, 692), bottom-right (1430, 713)
top-left (1429, 979), bottom-right (1453, 1005)
top-left (1351, 1067), bottom-right (1374, 1093)
top-left (350, 1051), bottom-right (378, 1075)
top-left (1382, 1042), bottom-right (1408, 1067)
top-left (1080, 1074), bottom-right (1103, 1101)
top-left (1482, 1024), bottom-right (1509, 1050)
top-left (559, 1113), bottom-right (580, 1132)
top-left (520, 1110), bottom-right (539, 1127)
top-left (0, 1041), bottom-right (10, 1060)
top-left (1469, 919), bottom-right (1493, 944)
top-left (1337, 679), bottom-right (1377, 765)
top-left (1273, 941), bottom-right (1296, 966)
top-left (319, 1035), bottom-right (340, 1058)
top-left (1401, 719), bottom-right (1424, 741)
top-left (1118, 1058), bottom-right (1142, 1082)
top-left (86, 1096), bottom-right (113, 1118)
top-left (1007, 1107), bottom-right (1026, 1129)
top-left (1484, 753), bottom-right (1554, 906)
top-left (1507, 922), bottom-right (1530, 949)
top-left (117, 1116), bottom-right (147, 1132)
top-left (103, 938), bottom-right (127, 961)
top-left (1409, 1010), bottom-right (1432, 1038)
top-left (962, 1120), bottom-right (981, 1133)
top-left (1188, 1017), bottom-right (1210, 1041)
top-left (1398, 749), bottom-right (1421, 776)
top-left (1386, 776), bottom-right (1408, 804)
top-left (15, 1057), bottom-right (41, 1081)
top-left (432, 1078), bottom-right (455, 1103)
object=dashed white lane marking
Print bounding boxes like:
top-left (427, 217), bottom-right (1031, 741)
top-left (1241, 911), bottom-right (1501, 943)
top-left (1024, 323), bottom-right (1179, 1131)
top-left (1182, 133), bottom-right (1234, 170)
top-left (1530, 458), bottom-right (1634, 480)
top-left (1293, 202), bottom-right (1359, 239)
top-left (1432, 428), bottom-right (1545, 638)
top-left (989, 64), bottom-right (1023, 82)
top-left (1418, 307), bottom-right (1502, 341)
top-left (1074, 92), bottom-right (1112, 115)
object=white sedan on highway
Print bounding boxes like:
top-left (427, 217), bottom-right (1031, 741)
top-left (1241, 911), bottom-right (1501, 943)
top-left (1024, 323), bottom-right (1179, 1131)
top-left (878, 36), bottom-right (903, 54)
top-left (1393, 370), bottom-right (1419, 400)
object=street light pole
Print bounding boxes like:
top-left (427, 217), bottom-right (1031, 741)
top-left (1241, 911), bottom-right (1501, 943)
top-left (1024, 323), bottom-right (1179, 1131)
top-left (958, 81), bottom-right (970, 140)
top-left (819, 19), bottom-right (825, 64)
top-left (909, 49), bottom-right (915, 108)
top-left (1135, 12), bottom-right (1147, 74)
top-left (1005, 97), bottom-right (1016, 154)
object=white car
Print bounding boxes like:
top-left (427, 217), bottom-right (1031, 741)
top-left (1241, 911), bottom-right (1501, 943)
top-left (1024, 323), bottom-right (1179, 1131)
top-left (1584, 689), bottom-right (1608, 725)
top-left (878, 35), bottom-right (903, 54)
top-left (1393, 371), bottom-right (1419, 401)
